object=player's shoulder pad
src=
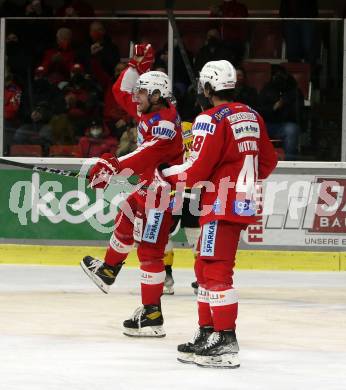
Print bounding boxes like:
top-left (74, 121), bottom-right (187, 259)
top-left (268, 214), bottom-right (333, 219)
top-left (192, 113), bottom-right (217, 135)
top-left (151, 119), bottom-right (177, 140)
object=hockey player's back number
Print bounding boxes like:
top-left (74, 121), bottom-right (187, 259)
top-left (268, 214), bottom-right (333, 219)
top-left (236, 154), bottom-right (258, 198)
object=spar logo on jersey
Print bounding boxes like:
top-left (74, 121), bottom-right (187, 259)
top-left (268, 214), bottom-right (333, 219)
top-left (142, 209), bottom-right (164, 243)
top-left (230, 121), bottom-right (260, 140)
top-left (201, 220), bottom-right (218, 256)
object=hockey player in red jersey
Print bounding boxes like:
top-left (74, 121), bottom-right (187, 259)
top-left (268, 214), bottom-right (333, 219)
top-left (162, 60), bottom-right (278, 368)
top-left (80, 44), bottom-right (184, 337)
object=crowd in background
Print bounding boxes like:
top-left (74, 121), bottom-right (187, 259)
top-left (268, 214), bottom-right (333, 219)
top-left (2, 0), bottom-right (345, 160)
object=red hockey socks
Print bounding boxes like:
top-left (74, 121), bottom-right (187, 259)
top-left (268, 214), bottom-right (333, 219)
top-left (209, 288), bottom-right (238, 331)
top-left (140, 262), bottom-right (165, 305)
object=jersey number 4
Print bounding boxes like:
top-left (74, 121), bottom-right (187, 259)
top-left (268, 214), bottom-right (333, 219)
top-left (236, 154), bottom-right (258, 198)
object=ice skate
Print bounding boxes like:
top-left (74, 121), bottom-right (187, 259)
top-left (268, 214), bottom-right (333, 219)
top-left (80, 256), bottom-right (123, 294)
top-left (194, 330), bottom-right (240, 369)
top-left (177, 326), bottom-right (213, 364)
top-left (163, 265), bottom-right (174, 295)
top-left (123, 304), bottom-right (166, 337)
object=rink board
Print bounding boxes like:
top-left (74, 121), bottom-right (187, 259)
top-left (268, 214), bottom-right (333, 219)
top-left (1, 160), bottom-right (346, 270)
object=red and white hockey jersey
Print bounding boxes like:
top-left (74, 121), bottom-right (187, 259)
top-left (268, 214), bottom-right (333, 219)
top-left (162, 102), bottom-right (278, 225)
top-left (112, 66), bottom-right (184, 195)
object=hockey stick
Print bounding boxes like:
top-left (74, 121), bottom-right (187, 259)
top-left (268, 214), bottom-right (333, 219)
top-left (165, 0), bottom-right (197, 90)
top-left (0, 157), bottom-right (152, 190)
top-left (0, 157), bottom-right (83, 178)
top-left (165, 0), bottom-right (207, 110)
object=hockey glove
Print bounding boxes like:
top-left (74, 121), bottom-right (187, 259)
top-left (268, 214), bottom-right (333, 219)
top-left (128, 43), bottom-right (154, 75)
top-left (89, 153), bottom-right (120, 189)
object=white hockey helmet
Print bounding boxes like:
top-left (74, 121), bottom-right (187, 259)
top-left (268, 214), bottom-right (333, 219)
top-left (199, 60), bottom-right (237, 92)
top-left (134, 71), bottom-right (172, 98)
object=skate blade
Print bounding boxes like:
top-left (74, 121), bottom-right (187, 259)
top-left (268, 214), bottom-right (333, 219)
top-left (195, 353), bottom-right (240, 369)
top-left (123, 325), bottom-right (166, 338)
top-left (80, 261), bottom-right (109, 294)
top-left (177, 352), bottom-right (195, 364)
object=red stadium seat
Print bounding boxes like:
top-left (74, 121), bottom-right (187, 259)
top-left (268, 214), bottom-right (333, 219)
top-left (49, 145), bottom-right (79, 157)
top-left (249, 22), bottom-right (283, 59)
top-left (280, 62), bottom-right (311, 101)
top-left (10, 144), bottom-right (43, 157)
top-left (242, 62), bottom-right (271, 93)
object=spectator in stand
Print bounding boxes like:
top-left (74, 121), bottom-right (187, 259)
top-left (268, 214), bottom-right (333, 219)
top-left (4, 72), bottom-right (22, 153)
top-left (50, 113), bottom-right (76, 146)
top-left (116, 126), bottom-right (137, 157)
top-left (103, 62), bottom-right (131, 140)
top-left (77, 21), bottom-right (120, 89)
top-left (209, 0), bottom-right (248, 66)
top-left (194, 29), bottom-right (235, 73)
top-left (0, 0), bottom-right (22, 16)
top-left (5, 32), bottom-right (30, 87)
top-left (154, 42), bottom-right (193, 96)
top-left (77, 120), bottom-right (118, 158)
top-left (19, 65), bottom-right (66, 123)
top-left (258, 65), bottom-right (304, 161)
top-left (63, 63), bottom-right (102, 136)
top-left (280, 0), bottom-right (320, 67)
top-left (55, 0), bottom-right (95, 45)
top-left (22, 0), bottom-right (53, 17)
top-left (233, 67), bottom-right (258, 109)
top-left (41, 27), bottom-right (75, 85)
top-left (56, 0), bottom-right (95, 17)
top-left (4, 73), bottom-right (22, 124)
top-left (14, 101), bottom-right (53, 150)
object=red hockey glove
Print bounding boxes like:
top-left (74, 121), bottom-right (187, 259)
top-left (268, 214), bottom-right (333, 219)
top-left (88, 153), bottom-right (120, 189)
top-left (128, 43), bottom-right (154, 75)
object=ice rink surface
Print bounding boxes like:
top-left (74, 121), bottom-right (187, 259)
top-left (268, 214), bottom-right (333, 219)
top-left (1, 264), bottom-right (346, 390)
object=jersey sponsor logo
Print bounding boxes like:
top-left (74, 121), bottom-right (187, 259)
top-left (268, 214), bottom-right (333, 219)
top-left (152, 126), bottom-right (177, 139)
top-left (192, 121), bottom-right (216, 134)
top-left (140, 270), bottom-right (166, 285)
top-left (209, 289), bottom-right (238, 306)
top-left (213, 106), bottom-right (232, 122)
top-left (148, 113), bottom-right (161, 125)
top-left (212, 198), bottom-right (222, 213)
top-left (231, 121), bottom-right (260, 140)
top-left (233, 199), bottom-right (256, 216)
top-left (137, 131), bottom-right (144, 146)
top-left (142, 209), bottom-right (164, 243)
top-left (237, 140), bottom-right (258, 153)
top-left (197, 287), bottom-right (209, 303)
top-left (201, 220), bottom-right (218, 257)
top-left (228, 112), bottom-right (257, 124)
top-left (133, 217), bottom-right (143, 241)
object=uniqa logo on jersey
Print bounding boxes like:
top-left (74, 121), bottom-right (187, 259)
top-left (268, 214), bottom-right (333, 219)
top-left (200, 220), bottom-right (218, 256)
